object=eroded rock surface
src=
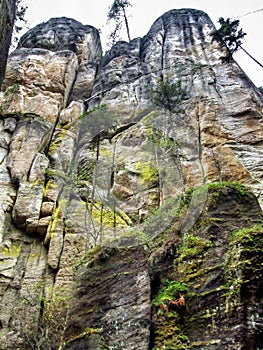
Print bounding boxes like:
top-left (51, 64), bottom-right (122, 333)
top-left (149, 184), bottom-right (263, 349)
top-left (64, 246), bottom-right (151, 350)
top-left (0, 9), bottom-right (262, 350)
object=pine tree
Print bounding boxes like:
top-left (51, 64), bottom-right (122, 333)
top-left (107, 0), bottom-right (132, 45)
top-left (211, 17), bottom-right (263, 68)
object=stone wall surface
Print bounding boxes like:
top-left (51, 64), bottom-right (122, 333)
top-left (0, 9), bottom-right (262, 350)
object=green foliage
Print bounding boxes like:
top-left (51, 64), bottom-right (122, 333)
top-left (224, 223), bottom-right (263, 313)
top-left (152, 280), bottom-right (187, 306)
top-left (150, 78), bottom-right (187, 113)
top-left (185, 181), bottom-right (249, 205)
top-left (178, 234), bottom-right (211, 261)
top-left (79, 104), bottom-right (107, 120)
top-left (12, 0), bottom-right (28, 46)
top-left (91, 201), bottom-right (129, 228)
top-left (152, 323), bottom-right (191, 350)
top-left (206, 181), bottom-right (249, 195)
top-left (230, 223), bottom-right (263, 244)
top-left (5, 82), bottom-right (20, 95)
top-left (14, 281), bottom-right (71, 350)
top-left (135, 160), bottom-right (159, 185)
top-left (210, 17), bottom-right (246, 62)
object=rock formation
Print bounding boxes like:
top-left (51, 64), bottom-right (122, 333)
top-left (0, 8), bottom-right (262, 349)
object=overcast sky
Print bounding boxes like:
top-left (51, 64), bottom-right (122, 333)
top-left (23, 0), bottom-right (263, 86)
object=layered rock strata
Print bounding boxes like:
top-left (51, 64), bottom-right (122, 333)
top-left (0, 8), bottom-right (262, 349)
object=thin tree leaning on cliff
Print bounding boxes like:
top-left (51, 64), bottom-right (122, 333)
top-left (210, 17), bottom-right (263, 68)
top-left (107, 0), bottom-right (132, 45)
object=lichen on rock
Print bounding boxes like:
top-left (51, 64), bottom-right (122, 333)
top-left (0, 7), bottom-right (262, 350)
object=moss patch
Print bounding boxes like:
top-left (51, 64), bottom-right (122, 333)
top-left (91, 201), bottom-right (130, 228)
top-left (135, 160), bottom-right (159, 186)
top-left (1, 241), bottom-right (21, 258)
top-left (152, 280), bottom-right (187, 306)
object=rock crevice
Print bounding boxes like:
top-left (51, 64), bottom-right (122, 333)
top-left (0, 8), bottom-right (262, 349)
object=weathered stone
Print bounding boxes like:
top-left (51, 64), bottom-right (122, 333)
top-left (7, 117), bottom-right (52, 183)
top-left (3, 117), bottom-right (16, 133)
top-left (0, 9), bottom-right (262, 350)
top-left (149, 184), bottom-right (263, 349)
top-left (59, 100), bottom-right (85, 127)
top-left (47, 220), bottom-right (64, 270)
top-left (40, 202), bottom-right (54, 217)
top-left (37, 216), bottom-right (51, 236)
top-left (0, 48), bottom-right (78, 122)
top-left (17, 17), bottom-right (102, 104)
top-left (18, 17), bottom-right (102, 64)
top-left (28, 152), bottom-right (49, 184)
top-left (70, 62), bottom-right (98, 101)
top-left (64, 246), bottom-right (151, 350)
top-left (12, 182), bottom-right (43, 229)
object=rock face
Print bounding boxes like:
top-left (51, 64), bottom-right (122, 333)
top-left (0, 9), bottom-right (262, 350)
top-left (149, 183), bottom-right (263, 349)
top-left (64, 246), bottom-right (151, 350)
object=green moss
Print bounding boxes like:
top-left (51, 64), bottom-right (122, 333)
top-left (100, 147), bottom-right (112, 158)
top-left (91, 202), bottom-right (129, 228)
top-left (48, 126), bottom-right (68, 154)
top-left (42, 179), bottom-right (56, 198)
top-left (182, 264), bottom-right (223, 283)
top-left (49, 199), bottom-right (67, 238)
top-left (231, 223), bottom-right (263, 244)
top-left (1, 241), bottom-right (21, 258)
top-left (152, 321), bottom-right (190, 349)
top-left (223, 223), bottom-right (263, 313)
top-left (135, 160), bottom-right (159, 185)
top-left (79, 104), bottom-right (107, 120)
top-left (177, 234), bottom-right (211, 262)
top-left (152, 280), bottom-right (187, 306)
top-left (185, 181), bottom-right (249, 206)
top-left (5, 82), bottom-right (20, 95)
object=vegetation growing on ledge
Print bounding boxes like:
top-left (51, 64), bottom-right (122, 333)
top-left (224, 223), bottom-right (263, 311)
top-left (152, 280), bottom-right (187, 307)
top-left (176, 233), bottom-right (212, 268)
top-left (230, 223), bottom-right (263, 244)
top-left (185, 181), bottom-right (249, 200)
top-left (152, 321), bottom-right (191, 350)
top-left (91, 201), bottom-right (130, 228)
top-left (135, 160), bottom-right (159, 186)
top-left (65, 327), bottom-right (103, 344)
top-left (1, 240), bottom-right (21, 258)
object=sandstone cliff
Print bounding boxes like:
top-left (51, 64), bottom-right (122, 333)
top-left (0, 9), bottom-right (262, 349)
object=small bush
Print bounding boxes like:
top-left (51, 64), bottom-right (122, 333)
top-left (152, 280), bottom-right (187, 306)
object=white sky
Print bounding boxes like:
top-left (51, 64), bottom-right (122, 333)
top-left (23, 0), bottom-right (263, 86)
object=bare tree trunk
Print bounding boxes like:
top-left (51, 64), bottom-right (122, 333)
top-left (155, 146), bottom-right (164, 206)
top-left (240, 45), bottom-right (263, 69)
top-left (111, 142), bottom-right (117, 238)
top-left (86, 137), bottom-right (100, 251)
top-left (122, 7), bottom-right (131, 42)
top-left (174, 143), bottom-right (185, 199)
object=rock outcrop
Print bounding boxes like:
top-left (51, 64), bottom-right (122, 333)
top-left (0, 8), bottom-right (262, 350)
